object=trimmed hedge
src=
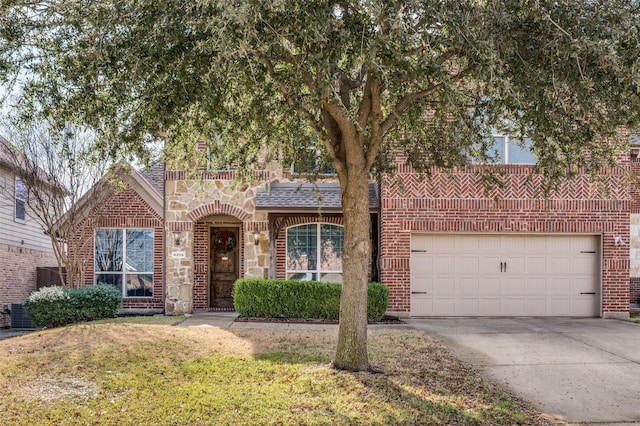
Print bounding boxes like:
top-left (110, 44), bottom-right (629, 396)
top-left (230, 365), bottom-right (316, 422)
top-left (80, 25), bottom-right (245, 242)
top-left (233, 279), bottom-right (389, 321)
top-left (24, 284), bottom-right (122, 328)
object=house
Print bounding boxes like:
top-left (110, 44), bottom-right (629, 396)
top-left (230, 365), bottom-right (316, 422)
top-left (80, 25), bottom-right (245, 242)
top-left (67, 139), bottom-right (635, 319)
top-left (0, 135), bottom-right (58, 326)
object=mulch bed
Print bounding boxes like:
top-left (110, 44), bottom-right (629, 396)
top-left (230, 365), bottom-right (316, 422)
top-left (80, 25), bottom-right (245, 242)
top-left (234, 315), bottom-right (405, 325)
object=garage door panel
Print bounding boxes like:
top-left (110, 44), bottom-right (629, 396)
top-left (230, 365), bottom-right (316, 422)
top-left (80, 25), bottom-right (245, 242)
top-left (458, 256), bottom-right (480, 274)
top-left (502, 236), bottom-right (526, 252)
top-left (432, 278), bottom-right (454, 294)
top-left (548, 257), bottom-right (572, 274)
top-left (458, 277), bottom-right (479, 294)
top-left (525, 257), bottom-right (547, 273)
top-left (479, 236), bottom-right (502, 253)
top-left (411, 234), bottom-right (599, 317)
top-left (525, 237), bottom-right (547, 252)
top-left (572, 257), bottom-right (597, 274)
top-left (456, 235), bottom-right (480, 252)
top-left (504, 278), bottom-right (526, 294)
top-left (480, 278), bottom-right (500, 293)
top-left (411, 255), bottom-right (432, 275)
top-left (433, 256), bottom-right (456, 273)
top-left (525, 277), bottom-right (546, 294)
top-left (479, 257), bottom-right (501, 274)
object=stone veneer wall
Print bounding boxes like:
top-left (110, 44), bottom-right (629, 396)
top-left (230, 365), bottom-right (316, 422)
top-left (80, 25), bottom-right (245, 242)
top-left (380, 160), bottom-right (630, 318)
top-left (164, 170), bottom-right (272, 314)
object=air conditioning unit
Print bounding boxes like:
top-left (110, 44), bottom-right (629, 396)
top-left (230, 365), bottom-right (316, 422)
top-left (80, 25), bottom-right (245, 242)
top-left (10, 303), bottom-right (37, 329)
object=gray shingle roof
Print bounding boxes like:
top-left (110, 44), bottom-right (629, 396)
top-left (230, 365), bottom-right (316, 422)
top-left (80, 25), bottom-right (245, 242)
top-left (256, 182), bottom-right (379, 211)
top-left (139, 161), bottom-right (164, 196)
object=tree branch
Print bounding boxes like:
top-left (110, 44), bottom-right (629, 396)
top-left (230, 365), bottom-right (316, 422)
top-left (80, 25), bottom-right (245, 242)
top-left (381, 64), bottom-right (477, 135)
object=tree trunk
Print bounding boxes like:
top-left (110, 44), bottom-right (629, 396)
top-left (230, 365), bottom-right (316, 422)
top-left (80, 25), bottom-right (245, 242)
top-left (333, 168), bottom-right (371, 371)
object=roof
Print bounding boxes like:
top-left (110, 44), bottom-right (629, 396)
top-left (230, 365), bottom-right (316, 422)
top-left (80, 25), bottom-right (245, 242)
top-left (139, 161), bottom-right (164, 195)
top-left (256, 182), bottom-right (379, 211)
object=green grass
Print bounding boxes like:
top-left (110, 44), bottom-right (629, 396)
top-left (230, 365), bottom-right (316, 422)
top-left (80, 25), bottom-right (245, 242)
top-left (0, 318), bottom-right (548, 425)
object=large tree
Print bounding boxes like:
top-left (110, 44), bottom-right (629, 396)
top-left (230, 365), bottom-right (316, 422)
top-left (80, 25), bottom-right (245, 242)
top-left (2, 0), bottom-right (639, 371)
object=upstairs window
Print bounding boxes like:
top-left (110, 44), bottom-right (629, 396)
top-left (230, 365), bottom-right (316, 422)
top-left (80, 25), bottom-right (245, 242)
top-left (95, 228), bottom-right (154, 297)
top-left (292, 148), bottom-right (336, 175)
top-left (286, 223), bottom-right (344, 283)
top-left (15, 177), bottom-right (26, 222)
top-left (485, 134), bottom-right (537, 165)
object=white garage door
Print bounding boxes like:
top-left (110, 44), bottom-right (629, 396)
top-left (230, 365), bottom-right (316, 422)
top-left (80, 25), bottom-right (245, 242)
top-left (411, 234), bottom-right (600, 317)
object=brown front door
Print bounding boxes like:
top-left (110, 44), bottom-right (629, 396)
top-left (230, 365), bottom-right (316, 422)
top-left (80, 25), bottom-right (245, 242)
top-left (210, 227), bottom-right (240, 309)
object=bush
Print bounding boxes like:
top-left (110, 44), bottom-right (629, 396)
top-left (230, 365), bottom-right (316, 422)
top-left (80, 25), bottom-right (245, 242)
top-left (24, 284), bottom-right (122, 328)
top-left (70, 284), bottom-right (122, 322)
top-left (24, 286), bottom-right (77, 328)
top-left (233, 279), bottom-right (389, 321)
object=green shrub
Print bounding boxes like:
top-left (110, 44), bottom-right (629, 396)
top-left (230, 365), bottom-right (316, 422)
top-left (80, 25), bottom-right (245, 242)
top-left (24, 284), bottom-right (122, 328)
top-left (24, 286), bottom-right (78, 328)
top-left (70, 284), bottom-right (122, 322)
top-left (233, 279), bottom-right (388, 321)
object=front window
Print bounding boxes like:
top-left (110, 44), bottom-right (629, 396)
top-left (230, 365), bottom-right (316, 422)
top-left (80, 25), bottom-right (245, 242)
top-left (95, 228), bottom-right (154, 297)
top-left (15, 177), bottom-right (26, 222)
top-left (286, 224), bottom-right (344, 282)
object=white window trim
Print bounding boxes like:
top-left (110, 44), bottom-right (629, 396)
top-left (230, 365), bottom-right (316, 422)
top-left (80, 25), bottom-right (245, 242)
top-left (286, 223), bottom-right (344, 280)
top-left (14, 177), bottom-right (26, 223)
top-left (94, 228), bottom-right (154, 298)
top-left (491, 133), bottom-right (536, 165)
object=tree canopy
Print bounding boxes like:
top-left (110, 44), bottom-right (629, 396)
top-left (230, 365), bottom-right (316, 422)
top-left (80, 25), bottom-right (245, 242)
top-left (2, 0), bottom-right (639, 371)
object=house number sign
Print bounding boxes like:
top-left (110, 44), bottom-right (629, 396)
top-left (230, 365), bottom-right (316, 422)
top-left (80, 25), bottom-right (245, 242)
top-left (171, 251), bottom-right (186, 258)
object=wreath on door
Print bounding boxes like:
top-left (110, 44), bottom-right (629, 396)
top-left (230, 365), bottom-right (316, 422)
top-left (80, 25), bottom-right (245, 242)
top-left (213, 231), bottom-right (237, 253)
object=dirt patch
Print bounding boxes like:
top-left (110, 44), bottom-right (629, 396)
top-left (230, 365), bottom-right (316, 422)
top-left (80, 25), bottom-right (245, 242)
top-left (21, 376), bottom-right (98, 401)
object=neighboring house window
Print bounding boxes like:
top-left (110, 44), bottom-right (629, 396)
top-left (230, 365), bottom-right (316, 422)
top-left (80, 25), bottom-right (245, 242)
top-left (95, 228), bottom-right (154, 297)
top-left (486, 134), bottom-right (537, 165)
top-left (286, 224), bottom-right (344, 282)
top-left (14, 177), bottom-right (26, 222)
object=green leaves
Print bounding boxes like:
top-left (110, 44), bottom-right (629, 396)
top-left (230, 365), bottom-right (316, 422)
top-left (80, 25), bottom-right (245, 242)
top-left (2, 0), bottom-right (638, 183)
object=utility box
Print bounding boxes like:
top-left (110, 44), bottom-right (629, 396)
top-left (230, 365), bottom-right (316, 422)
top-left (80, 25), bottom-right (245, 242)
top-left (10, 303), bottom-right (37, 329)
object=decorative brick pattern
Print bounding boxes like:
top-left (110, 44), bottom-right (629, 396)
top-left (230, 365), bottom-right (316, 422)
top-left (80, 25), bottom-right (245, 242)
top-left (380, 161), bottom-right (630, 317)
top-left (188, 201), bottom-right (250, 222)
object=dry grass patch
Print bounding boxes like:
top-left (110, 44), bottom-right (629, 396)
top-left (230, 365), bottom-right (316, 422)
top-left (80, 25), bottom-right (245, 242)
top-left (0, 318), bottom-right (557, 425)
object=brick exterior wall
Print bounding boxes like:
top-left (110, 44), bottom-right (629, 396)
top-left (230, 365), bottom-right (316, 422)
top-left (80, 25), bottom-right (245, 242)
top-left (380, 161), bottom-right (630, 317)
top-left (0, 243), bottom-right (57, 327)
top-left (67, 184), bottom-right (164, 311)
top-left (630, 155), bottom-right (640, 303)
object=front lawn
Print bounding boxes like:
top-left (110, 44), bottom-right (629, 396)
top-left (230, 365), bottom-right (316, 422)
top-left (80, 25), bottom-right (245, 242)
top-left (0, 317), bottom-right (554, 425)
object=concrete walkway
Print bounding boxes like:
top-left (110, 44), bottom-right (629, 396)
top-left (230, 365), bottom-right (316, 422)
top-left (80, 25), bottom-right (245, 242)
top-left (406, 317), bottom-right (640, 425)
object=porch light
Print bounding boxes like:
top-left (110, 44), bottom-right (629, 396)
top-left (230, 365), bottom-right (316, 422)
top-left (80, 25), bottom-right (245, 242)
top-left (252, 228), bottom-right (260, 245)
top-left (173, 230), bottom-right (182, 246)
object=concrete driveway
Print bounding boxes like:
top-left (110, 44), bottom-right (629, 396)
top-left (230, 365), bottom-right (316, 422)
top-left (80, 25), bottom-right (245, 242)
top-left (406, 317), bottom-right (640, 425)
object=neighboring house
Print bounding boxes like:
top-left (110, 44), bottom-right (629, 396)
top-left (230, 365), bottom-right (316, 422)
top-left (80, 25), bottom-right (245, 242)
top-left (0, 135), bottom-right (57, 326)
top-left (68, 139), bottom-right (635, 319)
